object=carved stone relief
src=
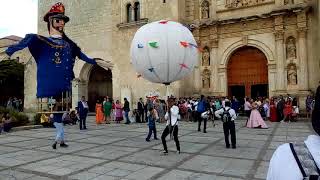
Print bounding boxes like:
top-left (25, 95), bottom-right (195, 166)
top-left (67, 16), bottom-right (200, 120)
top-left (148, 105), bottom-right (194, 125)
top-left (226, 0), bottom-right (265, 8)
top-left (202, 47), bottom-right (210, 66)
top-left (202, 68), bottom-right (211, 88)
top-left (287, 63), bottom-right (297, 85)
top-left (201, 0), bottom-right (210, 19)
top-left (284, 0), bottom-right (294, 5)
top-left (286, 36), bottom-right (296, 59)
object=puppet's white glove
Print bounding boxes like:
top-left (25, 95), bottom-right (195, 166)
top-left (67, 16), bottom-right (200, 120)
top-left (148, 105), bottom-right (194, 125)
top-left (94, 58), bottom-right (113, 70)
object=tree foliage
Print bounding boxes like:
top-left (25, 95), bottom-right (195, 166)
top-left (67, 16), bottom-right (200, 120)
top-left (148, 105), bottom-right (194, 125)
top-left (0, 60), bottom-right (24, 104)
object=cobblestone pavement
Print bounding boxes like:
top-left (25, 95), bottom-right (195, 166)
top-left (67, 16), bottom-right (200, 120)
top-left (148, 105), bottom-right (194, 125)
top-left (0, 116), bottom-right (314, 180)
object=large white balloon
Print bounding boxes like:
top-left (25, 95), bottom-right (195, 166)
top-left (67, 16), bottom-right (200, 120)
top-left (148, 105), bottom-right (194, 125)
top-left (130, 20), bottom-right (199, 85)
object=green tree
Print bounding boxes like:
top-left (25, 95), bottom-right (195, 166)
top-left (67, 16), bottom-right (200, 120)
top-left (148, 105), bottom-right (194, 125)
top-left (0, 60), bottom-right (24, 105)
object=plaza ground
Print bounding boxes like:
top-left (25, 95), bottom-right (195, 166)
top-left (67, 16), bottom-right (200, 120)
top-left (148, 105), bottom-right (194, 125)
top-left (0, 116), bottom-right (314, 180)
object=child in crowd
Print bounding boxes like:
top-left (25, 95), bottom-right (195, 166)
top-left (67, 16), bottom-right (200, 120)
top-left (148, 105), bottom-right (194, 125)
top-left (146, 107), bottom-right (159, 142)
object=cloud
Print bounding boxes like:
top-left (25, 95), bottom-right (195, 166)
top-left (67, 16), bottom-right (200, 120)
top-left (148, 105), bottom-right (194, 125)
top-left (0, 0), bottom-right (38, 38)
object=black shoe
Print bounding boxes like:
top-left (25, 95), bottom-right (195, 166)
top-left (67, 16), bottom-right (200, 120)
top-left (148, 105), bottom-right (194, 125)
top-left (161, 150), bottom-right (168, 155)
top-left (154, 138), bottom-right (159, 140)
top-left (198, 129), bottom-right (201, 132)
top-left (84, 127), bottom-right (87, 130)
top-left (226, 145), bottom-right (230, 149)
top-left (203, 131), bottom-right (207, 133)
top-left (146, 139), bottom-right (150, 142)
top-left (176, 150), bottom-right (180, 154)
top-left (232, 145), bottom-right (236, 149)
top-left (52, 143), bottom-right (57, 149)
top-left (60, 143), bottom-right (69, 148)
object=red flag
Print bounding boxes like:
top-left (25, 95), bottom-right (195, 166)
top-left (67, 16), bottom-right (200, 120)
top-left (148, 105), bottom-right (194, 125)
top-left (179, 63), bottom-right (189, 69)
top-left (180, 41), bottom-right (189, 47)
top-left (159, 20), bottom-right (169, 24)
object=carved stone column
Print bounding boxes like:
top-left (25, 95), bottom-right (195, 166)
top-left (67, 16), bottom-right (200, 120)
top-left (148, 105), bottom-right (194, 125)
top-left (275, 31), bottom-right (286, 91)
top-left (210, 39), bottom-right (219, 94)
top-left (71, 78), bottom-right (80, 109)
top-left (297, 28), bottom-right (308, 90)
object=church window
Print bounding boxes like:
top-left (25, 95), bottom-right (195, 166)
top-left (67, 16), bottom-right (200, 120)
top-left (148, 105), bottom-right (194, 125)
top-left (134, 2), bottom-right (140, 21)
top-left (201, 0), bottom-right (210, 19)
top-left (126, 3), bottom-right (132, 22)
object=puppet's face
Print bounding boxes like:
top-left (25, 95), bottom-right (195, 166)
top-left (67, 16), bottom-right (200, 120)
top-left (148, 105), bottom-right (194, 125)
top-left (50, 18), bottom-right (65, 34)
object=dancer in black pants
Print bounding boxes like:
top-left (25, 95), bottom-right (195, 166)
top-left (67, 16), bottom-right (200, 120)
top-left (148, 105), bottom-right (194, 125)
top-left (161, 97), bottom-right (180, 155)
top-left (215, 100), bottom-right (237, 149)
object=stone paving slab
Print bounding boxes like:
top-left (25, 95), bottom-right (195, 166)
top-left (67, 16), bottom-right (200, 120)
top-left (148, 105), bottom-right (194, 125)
top-left (19, 155), bottom-right (106, 176)
top-left (77, 145), bottom-right (139, 160)
top-left (0, 150), bottom-right (57, 167)
top-left (157, 169), bottom-right (244, 180)
top-left (152, 141), bottom-right (208, 153)
top-left (120, 149), bottom-right (192, 167)
top-left (73, 136), bottom-right (125, 145)
top-left (179, 155), bottom-right (255, 178)
top-left (0, 169), bottom-right (54, 180)
top-left (70, 161), bottom-right (164, 180)
top-left (0, 135), bottom-right (35, 144)
top-left (254, 161), bottom-right (269, 179)
top-left (5, 139), bottom-right (55, 149)
top-left (36, 141), bottom-right (99, 154)
top-left (0, 146), bottom-right (24, 155)
top-left (110, 137), bottom-right (160, 148)
top-left (201, 144), bottom-right (261, 160)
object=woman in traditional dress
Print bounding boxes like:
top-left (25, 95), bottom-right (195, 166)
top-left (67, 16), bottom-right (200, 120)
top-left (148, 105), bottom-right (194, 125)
top-left (246, 102), bottom-right (268, 128)
top-left (115, 100), bottom-right (123, 123)
top-left (269, 98), bottom-right (278, 122)
top-left (283, 98), bottom-right (293, 122)
top-left (95, 100), bottom-right (104, 124)
top-left (103, 98), bottom-right (112, 124)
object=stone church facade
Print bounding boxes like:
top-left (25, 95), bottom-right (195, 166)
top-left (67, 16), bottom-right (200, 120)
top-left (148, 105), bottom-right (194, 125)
top-left (21, 0), bottom-right (320, 111)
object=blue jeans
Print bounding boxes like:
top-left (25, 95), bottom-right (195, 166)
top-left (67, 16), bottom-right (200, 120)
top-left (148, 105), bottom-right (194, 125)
top-left (54, 122), bottom-right (64, 142)
top-left (125, 111), bottom-right (130, 123)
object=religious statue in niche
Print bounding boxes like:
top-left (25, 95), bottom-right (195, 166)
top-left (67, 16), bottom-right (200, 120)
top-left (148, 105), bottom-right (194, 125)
top-left (201, 0), bottom-right (210, 19)
top-left (286, 36), bottom-right (296, 59)
top-left (202, 69), bottom-right (211, 89)
top-left (287, 64), bottom-right (297, 85)
top-left (202, 48), bottom-right (210, 66)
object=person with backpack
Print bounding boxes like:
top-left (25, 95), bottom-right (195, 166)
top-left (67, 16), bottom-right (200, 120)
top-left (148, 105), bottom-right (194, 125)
top-left (197, 95), bottom-right (208, 133)
top-left (267, 85), bottom-right (320, 180)
top-left (215, 100), bottom-right (237, 149)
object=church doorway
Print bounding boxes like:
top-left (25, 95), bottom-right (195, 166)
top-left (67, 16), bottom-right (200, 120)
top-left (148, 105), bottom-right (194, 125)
top-left (227, 46), bottom-right (268, 99)
top-left (88, 65), bottom-right (112, 112)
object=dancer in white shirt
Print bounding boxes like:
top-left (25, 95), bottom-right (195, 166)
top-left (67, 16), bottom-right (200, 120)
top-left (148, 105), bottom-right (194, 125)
top-left (161, 96), bottom-right (180, 155)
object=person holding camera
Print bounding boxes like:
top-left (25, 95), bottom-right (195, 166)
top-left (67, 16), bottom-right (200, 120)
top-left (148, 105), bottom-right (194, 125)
top-left (215, 100), bottom-right (237, 149)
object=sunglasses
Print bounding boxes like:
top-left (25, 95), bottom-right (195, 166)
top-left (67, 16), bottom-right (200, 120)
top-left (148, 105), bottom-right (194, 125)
top-left (53, 18), bottom-right (65, 24)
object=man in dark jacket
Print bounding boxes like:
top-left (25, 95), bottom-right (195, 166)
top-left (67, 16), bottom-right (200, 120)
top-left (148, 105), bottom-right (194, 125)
top-left (77, 96), bottom-right (89, 130)
top-left (124, 98), bottom-right (130, 124)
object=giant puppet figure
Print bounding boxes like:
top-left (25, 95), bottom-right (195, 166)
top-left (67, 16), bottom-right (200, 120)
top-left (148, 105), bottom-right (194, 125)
top-left (2, 2), bottom-right (111, 100)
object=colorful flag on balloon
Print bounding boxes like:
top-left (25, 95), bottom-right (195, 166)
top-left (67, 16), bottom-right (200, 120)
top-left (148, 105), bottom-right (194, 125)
top-left (149, 42), bottom-right (158, 48)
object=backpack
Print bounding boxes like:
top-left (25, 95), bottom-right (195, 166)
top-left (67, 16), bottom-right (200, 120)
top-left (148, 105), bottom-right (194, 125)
top-left (222, 108), bottom-right (232, 123)
top-left (290, 142), bottom-right (320, 179)
top-left (197, 100), bottom-right (205, 113)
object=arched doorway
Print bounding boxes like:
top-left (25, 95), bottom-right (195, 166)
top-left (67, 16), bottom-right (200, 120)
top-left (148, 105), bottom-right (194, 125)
top-left (88, 65), bottom-right (112, 112)
top-left (227, 46), bottom-right (268, 99)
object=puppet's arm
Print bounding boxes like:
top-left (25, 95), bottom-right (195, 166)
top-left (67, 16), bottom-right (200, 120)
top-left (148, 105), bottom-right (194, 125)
top-left (5, 34), bottom-right (36, 58)
top-left (78, 51), bottom-right (113, 70)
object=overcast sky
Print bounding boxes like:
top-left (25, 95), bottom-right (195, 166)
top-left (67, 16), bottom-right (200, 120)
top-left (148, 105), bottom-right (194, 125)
top-left (0, 0), bottom-right (38, 38)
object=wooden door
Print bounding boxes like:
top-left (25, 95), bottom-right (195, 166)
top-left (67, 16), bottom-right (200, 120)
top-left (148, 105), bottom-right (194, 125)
top-left (88, 65), bottom-right (112, 112)
top-left (227, 46), bottom-right (268, 98)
